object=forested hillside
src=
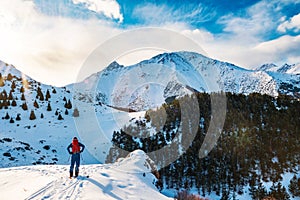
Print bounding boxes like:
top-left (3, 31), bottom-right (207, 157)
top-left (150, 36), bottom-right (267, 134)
top-left (106, 93), bottom-right (300, 199)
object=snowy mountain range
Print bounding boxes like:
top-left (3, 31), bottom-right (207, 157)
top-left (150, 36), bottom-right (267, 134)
top-left (0, 51), bottom-right (299, 199)
top-left (90, 51), bottom-right (300, 111)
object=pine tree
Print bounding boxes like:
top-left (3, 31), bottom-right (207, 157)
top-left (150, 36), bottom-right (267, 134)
top-left (8, 90), bottom-right (13, 100)
top-left (20, 86), bottom-right (25, 93)
top-left (52, 88), bottom-right (56, 94)
top-left (47, 102), bottom-right (52, 111)
top-left (21, 102), bottom-right (28, 110)
top-left (11, 99), bottom-right (17, 107)
top-left (9, 117), bottom-right (14, 123)
top-left (29, 110), bottom-right (36, 120)
top-left (7, 73), bottom-right (13, 81)
top-left (33, 100), bottom-right (39, 108)
top-left (65, 109), bottom-right (69, 115)
top-left (16, 114), bottom-right (21, 121)
top-left (65, 99), bottom-right (72, 109)
top-left (21, 93), bottom-right (26, 101)
top-left (0, 73), bottom-right (4, 87)
top-left (57, 113), bottom-right (63, 120)
top-left (45, 90), bottom-right (51, 100)
top-left (11, 81), bottom-right (16, 89)
top-left (41, 113), bottom-right (44, 119)
top-left (4, 112), bottom-right (10, 120)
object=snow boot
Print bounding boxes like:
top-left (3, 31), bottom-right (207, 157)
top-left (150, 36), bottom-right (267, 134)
top-left (70, 172), bottom-right (73, 178)
top-left (75, 171), bottom-right (79, 178)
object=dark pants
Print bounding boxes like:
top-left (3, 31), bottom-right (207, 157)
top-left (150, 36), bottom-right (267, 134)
top-left (70, 153), bottom-right (80, 173)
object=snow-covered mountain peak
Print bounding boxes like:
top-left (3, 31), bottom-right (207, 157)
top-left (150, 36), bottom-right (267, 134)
top-left (256, 62), bottom-right (300, 75)
top-left (256, 63), bottom-right (279, 72)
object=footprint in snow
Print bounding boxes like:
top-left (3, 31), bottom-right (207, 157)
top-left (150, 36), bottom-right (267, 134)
top-left (100, 173), bottom-right (110, 177)
top-left (117, 184), bottom-right (127, 189)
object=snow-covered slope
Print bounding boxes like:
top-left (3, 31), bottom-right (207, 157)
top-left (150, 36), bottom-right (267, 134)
top-left (0, 150), bottom-right (170, 200)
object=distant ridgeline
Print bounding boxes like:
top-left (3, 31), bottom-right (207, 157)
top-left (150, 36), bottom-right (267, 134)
top-left (106, 92), bottom-right (300, 200)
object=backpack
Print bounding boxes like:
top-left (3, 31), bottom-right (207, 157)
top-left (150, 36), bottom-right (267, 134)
top-left (72, 138), bottom-right (80, 153)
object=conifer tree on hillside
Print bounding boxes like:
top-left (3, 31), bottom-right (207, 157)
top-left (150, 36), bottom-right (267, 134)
top-left (7, 73), bottom-right (13, 81)
top-left (16, 114), bottom-right (21, 121)
top-left (65, 99), bottom-right (72, 109)
top-left (20, 86), bottom-right (25, 93)
top-left (0, 73), bottom-right (4, 87)
top-left (11, 81), bottom-right (16, 89)
top-left (21, 102), bottom-right (28, 110)
top-left (47, 102), bottom-right (52, 111)
top-left (11, 99), bottom-right (17, 107)
top-left (9, 117), bottom-right (14, 123)
top-left (21, 93), bottom-right (26, 101)
top-left (45, 89), bottom-right (51, 100)
top-left (29, 110), bottom-right (36, 120)
top-left (8, 90), bottom-right (13, 100)
top-left (57, 113), bottom-right (63, 120)
top-left (33, 100), bottom-right (39, 108)
top-left (1, 90), bottom-right (7, 100)
top-left (4, 112), bottom-right (10, 120)
top-left (52, 88), bottom-right (56, 94)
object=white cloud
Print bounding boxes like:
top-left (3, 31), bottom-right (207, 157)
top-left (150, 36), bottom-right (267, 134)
top-left (72, 0), bottom-right (123, 22)
top-left (277, 13), bottom-right (300, 33)
top-left (0, 0), bottom-right (121, 86)
top-left (132, 3), bottom-right (215, 25)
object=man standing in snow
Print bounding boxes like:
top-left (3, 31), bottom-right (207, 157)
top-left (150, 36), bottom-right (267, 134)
top-left (67, 137), bottom-right (85, 178)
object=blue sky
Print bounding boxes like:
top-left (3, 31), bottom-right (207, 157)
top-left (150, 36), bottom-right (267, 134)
top-left (0, 0), bottom-right (299, 86)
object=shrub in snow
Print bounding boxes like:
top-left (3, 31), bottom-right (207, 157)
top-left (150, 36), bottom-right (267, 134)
top-left (73, 108), bottom-right (79, 117)
top-left (3, 152), bottom-right (11, 157)
top-left (43, 145), bottom-right (51, 150)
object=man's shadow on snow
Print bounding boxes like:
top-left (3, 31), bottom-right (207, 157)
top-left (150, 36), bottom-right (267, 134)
top-left (87, 178), bottom-right (123, 200)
